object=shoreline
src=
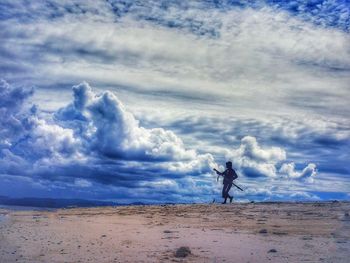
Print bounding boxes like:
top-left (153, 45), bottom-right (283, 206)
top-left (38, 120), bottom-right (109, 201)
top-left (0, 214), bottom-right (8, 224)
top-left (1, 200), bottom-right (349, 212)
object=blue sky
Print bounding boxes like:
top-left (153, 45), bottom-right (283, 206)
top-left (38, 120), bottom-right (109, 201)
top-left (0, 0), bottom-right (349, 203)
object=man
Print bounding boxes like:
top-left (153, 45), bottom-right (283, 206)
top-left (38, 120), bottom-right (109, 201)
top-left (214, 161), bottom-right (238, 204)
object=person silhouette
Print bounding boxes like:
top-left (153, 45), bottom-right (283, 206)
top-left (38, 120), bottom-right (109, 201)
top-left (214, 161), bottom-right (238, 204)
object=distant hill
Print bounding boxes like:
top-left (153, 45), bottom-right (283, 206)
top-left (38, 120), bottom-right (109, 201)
top-left (0, 196), bottom-right (120, 208)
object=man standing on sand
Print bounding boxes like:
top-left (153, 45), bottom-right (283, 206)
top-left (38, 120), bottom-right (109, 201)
top-left (214, 161), bottom-right (238, 204)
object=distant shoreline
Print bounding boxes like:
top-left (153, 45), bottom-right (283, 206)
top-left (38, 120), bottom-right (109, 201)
top-left (1, 200), bottom-right (349, 212)
top-left (0, 204), bottom-right (57, 212)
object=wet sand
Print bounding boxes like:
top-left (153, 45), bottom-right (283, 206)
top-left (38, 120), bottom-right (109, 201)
top-left (1, 202), bottom-right (349, 262)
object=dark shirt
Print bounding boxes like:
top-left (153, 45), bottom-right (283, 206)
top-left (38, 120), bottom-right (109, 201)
top-left (223, 168), bottom-right (238, 184)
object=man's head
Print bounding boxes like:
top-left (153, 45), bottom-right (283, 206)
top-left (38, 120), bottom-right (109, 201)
top-left (226, 161), bottom-right (232, 169)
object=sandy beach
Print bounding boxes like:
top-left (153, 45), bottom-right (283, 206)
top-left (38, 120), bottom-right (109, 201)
top-left (1, 202), bottom-right (349, 262)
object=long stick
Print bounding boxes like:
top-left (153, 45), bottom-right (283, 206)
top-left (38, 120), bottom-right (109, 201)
top-left (232, 182), bottom-right (244, 191)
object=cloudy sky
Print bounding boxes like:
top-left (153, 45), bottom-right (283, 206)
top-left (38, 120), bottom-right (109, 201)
top-left (1, 0), bottom-right (349, 203)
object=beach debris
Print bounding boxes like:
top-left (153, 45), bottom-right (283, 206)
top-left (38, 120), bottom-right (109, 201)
top-left (336, 239), bottom-right (347, 243)
top-left (301, 236), bottom-right (313, 240)
top-left (268, 249), bottom-right (277, 253)
top-left (259, 229), bottom-right (268, 234)
top-left (175, 246), bottom-right (191, 258)
top-left (273, 231), bottom-right (288, 235)
top-left (341, 212), bottom-right (350, 221)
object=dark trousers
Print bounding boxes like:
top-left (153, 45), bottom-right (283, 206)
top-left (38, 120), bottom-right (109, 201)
top-left (222, 182), bottom-right (232, 198)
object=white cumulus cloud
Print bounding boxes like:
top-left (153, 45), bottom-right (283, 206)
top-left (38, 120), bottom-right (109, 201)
top-left (280, 162), bottom-right (317, 181)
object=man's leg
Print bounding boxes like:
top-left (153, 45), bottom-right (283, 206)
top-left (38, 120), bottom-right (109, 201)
top-left (226, 184), bottom-right (233, 203)
top-left (222, 184), bottom-right (229, 204)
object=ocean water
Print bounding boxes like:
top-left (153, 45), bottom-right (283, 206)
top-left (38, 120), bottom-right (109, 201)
top-left (0, 213), bottom-right (8, 225)
top-left (0, 204), bottom-right (54, 211)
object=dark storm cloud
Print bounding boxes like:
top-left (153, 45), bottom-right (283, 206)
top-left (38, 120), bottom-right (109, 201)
top-left (0, 80), bottom-right (216, 193)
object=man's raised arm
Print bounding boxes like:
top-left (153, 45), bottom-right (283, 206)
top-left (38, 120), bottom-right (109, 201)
top-left (213, 168), bottom-right (224, 176)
